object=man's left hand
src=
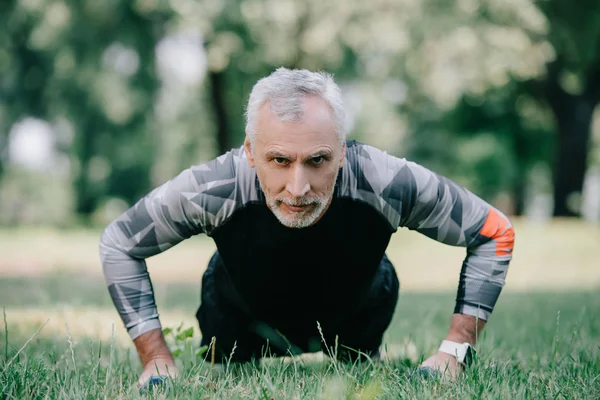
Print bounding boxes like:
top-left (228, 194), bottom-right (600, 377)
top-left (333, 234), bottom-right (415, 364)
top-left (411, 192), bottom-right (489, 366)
top-left (419, 351), bottom-right (463, 379)
top-left (416, 313), bottom-right (484, 380)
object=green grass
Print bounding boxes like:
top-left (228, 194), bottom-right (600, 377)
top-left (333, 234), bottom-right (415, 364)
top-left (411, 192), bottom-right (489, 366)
top-left (1, 273), bottom-right (599, 399)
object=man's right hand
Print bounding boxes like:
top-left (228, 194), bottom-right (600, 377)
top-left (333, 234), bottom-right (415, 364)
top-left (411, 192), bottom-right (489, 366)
top-left (138, 356), bottom-right (178, 387)
top-left (133, 328), bottom-right (178, 387)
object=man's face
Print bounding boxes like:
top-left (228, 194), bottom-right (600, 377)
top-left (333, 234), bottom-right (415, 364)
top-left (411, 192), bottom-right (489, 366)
top-left (245, 96), bottom-right (346, 228)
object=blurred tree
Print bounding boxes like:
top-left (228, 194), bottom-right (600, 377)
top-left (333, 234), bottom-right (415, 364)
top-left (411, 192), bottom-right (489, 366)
top-left (377, 0), bottom-right (553, 214)
top-left (0, 0), bottom-right (171, 222)
top-left (443, 85), bottom-right (554, 216)
top-left (199, 0), bottom-right (360, 153)
top-left (0, 1), bottom-right (53, 181)
top-left (523, 0), bottom-right (600, 217)
top-left (1, 0), bottom-right (599, 223)
top-left (397, 0), bottom-right (600, 217)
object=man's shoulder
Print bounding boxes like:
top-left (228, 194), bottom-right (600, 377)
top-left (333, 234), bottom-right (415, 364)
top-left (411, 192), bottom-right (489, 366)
top-left (188, 146), bottom-right (249, 184)
top-left (342, 140), bottom-right (413, 192)
top-left (187, 146), bottom-right (259, 199)
top-left (345, 140), bottom-right (410, 167)
top-left (163, 146), bottom-right (258, 235)
top-left (339, 140), bottom-right (420, 229)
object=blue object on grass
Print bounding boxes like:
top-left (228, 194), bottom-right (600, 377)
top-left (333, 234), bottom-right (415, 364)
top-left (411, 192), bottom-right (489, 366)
top-left (139, 375), bottom-right (170, 393)
top-left (409, 366), bottom-right (442, 381)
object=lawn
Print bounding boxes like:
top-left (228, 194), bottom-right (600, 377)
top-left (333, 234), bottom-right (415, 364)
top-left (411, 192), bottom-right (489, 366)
top-left (0, 221), bottom-right (599, 398)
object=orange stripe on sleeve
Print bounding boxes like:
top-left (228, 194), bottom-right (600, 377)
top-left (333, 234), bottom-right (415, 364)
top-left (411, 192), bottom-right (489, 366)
top-left (479, 208), bottom-right (515, 257)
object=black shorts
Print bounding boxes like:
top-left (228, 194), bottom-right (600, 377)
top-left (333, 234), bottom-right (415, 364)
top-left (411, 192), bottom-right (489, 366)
top-left (195, 252), bottom-right (400, 363)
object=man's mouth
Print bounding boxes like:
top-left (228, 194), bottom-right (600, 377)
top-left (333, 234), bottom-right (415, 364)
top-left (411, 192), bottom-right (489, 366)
top-left (285, 203), bottom-right (310, 213)
top-left (277, 200), bottom-right (317, 213)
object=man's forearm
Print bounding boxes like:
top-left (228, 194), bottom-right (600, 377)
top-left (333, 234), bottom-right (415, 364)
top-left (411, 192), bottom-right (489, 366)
top-left (134, 328), bottom-right (174, 366)
top-left (444, 313), bottom-right (486, 345)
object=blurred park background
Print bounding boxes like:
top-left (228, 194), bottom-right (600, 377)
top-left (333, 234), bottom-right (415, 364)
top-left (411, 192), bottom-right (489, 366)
top-left (0, 0), bottom-right (599, 343)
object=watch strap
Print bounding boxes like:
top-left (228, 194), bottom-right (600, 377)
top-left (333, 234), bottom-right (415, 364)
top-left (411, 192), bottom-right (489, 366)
top-left (438, 340), bottom-right (473, 366)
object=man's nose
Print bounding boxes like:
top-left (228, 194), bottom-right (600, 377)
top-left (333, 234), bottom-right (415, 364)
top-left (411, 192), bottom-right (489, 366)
top-left (286, 165), bottom-right (310, 198)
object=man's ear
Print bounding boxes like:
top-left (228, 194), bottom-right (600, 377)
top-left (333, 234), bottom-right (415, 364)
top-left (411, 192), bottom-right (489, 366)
top-left (338, 141), bottom-right (346, 168)
top-left (244, 133), bottom-right (255, 168)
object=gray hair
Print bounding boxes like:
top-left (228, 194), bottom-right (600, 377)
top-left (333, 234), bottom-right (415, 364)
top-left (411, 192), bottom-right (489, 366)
top-left (245, 67), bottom-right (347, 145)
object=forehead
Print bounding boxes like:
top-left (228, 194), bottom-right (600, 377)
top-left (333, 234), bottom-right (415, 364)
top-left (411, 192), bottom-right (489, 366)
top-left (254, 96), bottom-right (339, 153)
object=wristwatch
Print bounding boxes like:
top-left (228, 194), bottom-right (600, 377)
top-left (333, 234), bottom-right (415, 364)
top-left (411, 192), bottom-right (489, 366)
top-left (438, 340), bottom-right (476, 367)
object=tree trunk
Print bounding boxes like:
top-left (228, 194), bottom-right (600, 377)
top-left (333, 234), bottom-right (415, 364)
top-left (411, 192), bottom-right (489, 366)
top-left (0, 130), bottom-right (6, 183)
top-left (209, 71), bottom-right (231, 155)
top-left (513, 175), bottom-right (527, 216)
top-left (552, 102), bottom-right (594, 216)
top-left (545, 59), bottom-right (600, 217)
top-left (512, 114), bottom-right (528, 216)
top-left (74, 117), bottom-right (97, 219)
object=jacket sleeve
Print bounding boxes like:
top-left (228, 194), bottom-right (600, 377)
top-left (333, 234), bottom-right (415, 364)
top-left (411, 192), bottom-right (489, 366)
top-left (345, 142), bottom-right (515, 320)
top-left (398, 160), bottom-right (515, 320)
top-left (99, 149), bottom-right (241, 339)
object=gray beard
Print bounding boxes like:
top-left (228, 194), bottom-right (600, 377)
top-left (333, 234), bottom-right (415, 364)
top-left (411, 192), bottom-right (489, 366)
top-left (269, 196), bottom-right (328, 228)
top-left (262, 171), bottom-right (339, 229)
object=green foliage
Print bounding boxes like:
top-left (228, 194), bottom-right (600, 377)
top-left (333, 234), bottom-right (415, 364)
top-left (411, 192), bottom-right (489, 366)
top-left (1, 0), bottom-right (172, 222)
top-left (1, 355), bottom-right (50, 399)
top-left (163, 323), bottom-right (208, 360)
top-left (1, 0), bottom-right (599, 223)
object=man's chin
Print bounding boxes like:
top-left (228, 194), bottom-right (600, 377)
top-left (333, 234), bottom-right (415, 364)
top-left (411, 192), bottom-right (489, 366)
top-left (274, 209), bottom-right (319, 229)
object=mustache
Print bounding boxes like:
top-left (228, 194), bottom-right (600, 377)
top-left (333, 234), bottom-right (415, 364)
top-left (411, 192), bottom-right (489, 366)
top-left (276, 197), bottom-right (322, 207)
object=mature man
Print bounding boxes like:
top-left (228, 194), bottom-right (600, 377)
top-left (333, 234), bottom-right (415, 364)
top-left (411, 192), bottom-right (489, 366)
top-left (99, 68), bottom-right (515, 385)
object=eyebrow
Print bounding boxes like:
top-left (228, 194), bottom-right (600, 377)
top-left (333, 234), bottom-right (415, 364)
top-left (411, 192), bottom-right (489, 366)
top-left (265, 151), bottom-right (290, 159)
top-left (301, 151), bottom-right (332, 163)
top-left (265, 150), bottom-right (332, 162)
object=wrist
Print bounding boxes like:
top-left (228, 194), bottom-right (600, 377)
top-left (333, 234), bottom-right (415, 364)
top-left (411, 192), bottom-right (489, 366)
top-left (446, 313), bottom-right (485, 345)
top-left (134, 328), bottom-right (174, 366)
top-left (445, 330), bottom-right (476, 346)
top-left (144, 353), bottom-right (175, 364)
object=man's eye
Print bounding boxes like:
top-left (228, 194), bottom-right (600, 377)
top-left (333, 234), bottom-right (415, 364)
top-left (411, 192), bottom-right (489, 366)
top-left (274, 157), bottom-right (289, 165)
top-left (311, 156), bottom-right (324, 165)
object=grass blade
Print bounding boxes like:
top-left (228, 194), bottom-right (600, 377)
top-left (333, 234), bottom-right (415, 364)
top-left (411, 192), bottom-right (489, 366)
top-left (1, 319), bottom-right (49, 373)
top-left (3, 307), bottom-right (7, 360)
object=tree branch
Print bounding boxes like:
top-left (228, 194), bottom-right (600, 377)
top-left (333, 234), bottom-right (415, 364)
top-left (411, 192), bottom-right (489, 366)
top-left (209, 70), bottom-right (231, 155)
top-left (544, 58), bottom-right (573, 120)
top-left (584, 57), bottom-right (600, 105)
